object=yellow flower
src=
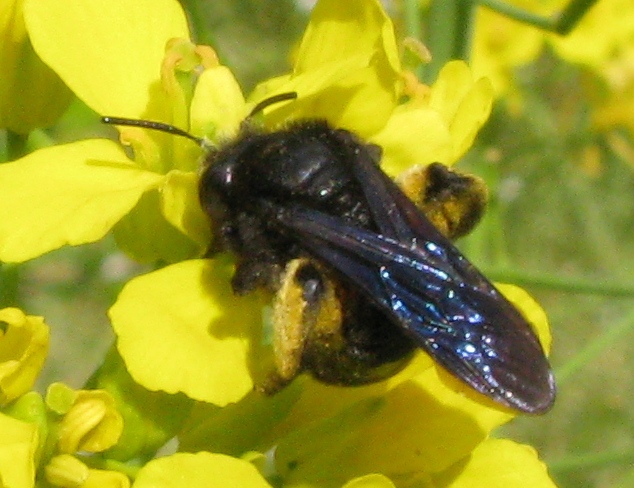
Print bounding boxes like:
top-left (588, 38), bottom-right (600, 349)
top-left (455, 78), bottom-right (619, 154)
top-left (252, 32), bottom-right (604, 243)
top-left (110, 257), bottom-right (261, 407)
top-left (0, 0), bottom-right (555, 485)
top-left (0, 0), bottom-right (227, 264)
top-left (593, 65), bottom-right (634, 138)
top-left (373, 61), bottom-right (494, 174)
top-left (472, 0), bottom-right (634, 107)
top-left (107, 0), bottom-right (494, 408)
top-left (249, 0), bottom-right (401, 137)
top-left (547, 0), bottom-right (634, 72)
top-left (0, 307), bottom-right (49, 405)
top-left (178, 288), bottom-right (553, 484)
top-left (548, 0), bottom-right (634, 138)
top-left (104, 0), bottom-right (551, 485)
top-left (45, 454), bottom-right (130, 488)
top-left (45, 383), bottom-right (123, 454)
top-left (0, 0), bottom-right (72, 134)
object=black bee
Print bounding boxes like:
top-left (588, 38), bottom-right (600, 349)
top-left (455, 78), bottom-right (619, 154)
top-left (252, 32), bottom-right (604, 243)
top-left (103, 93), bottom-right (556, 414)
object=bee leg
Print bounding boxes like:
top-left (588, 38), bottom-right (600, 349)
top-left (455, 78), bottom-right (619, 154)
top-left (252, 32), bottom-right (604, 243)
top-left (396, 162), bottom-right (488, 240)
top-left (256, 258), bottom-right (343, 394)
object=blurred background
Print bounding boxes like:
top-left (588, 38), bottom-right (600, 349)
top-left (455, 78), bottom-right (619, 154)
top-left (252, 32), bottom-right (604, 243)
top-left (2, 1), bottom-right (634, 486)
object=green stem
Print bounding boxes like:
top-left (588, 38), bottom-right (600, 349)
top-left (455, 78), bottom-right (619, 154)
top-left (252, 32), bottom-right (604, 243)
top-left (100, 459), bottom-right (141, 480)
top-left (479, 0), bottom-right (552, 30)
top-left (181, 0), bottom-right (215, 46)
top-left (553, 0), bottom-right (598, 34)
top-left (555, 307), bottom-right (634, 386)
top-left (479, 0), bottom-right (599, 35)
top-left (423, 0), bottom-right (478, 82)
top-left (454, 0), bottom-right (477, 62)
top-left (549, 447), bottom-right (634, 473)
top-left (424, 1), bottom-right (455, 82)
top-left (485, 268), bottom-right (634, 298)
top-left (403, 0), bottom-right (422, 42)
top-left (402, 0), bottom-right (425, 78)
top-left (79, 455), bottom-right (141, 480)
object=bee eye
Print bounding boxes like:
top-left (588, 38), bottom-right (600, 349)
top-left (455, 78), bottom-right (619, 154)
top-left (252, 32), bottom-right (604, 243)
top-left (205, 159), bottom-right (235, 190)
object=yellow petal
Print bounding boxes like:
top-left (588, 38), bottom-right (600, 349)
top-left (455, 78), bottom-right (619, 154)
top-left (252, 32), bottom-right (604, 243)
top-left (45, 454), bottom-right (131, 488)
top-left (294, 0), bottom-right (399, 77)
top-left (435, 438), bottom-right (556, 488)
top-left (113, 180), bottom-right (200, 264)
top-left (0, 308), bottom-right (49, 405)
top-left (497, 284), bottom-right (553, 355)
top-left (23, 0), bottom-right (190, 118)
top-left (592, 71), bottom-right (634, 136)
top-left (55, 388), bottom-right (123, 454)
top-left (0, 413), bottom-right (38, 488)
top-left (255, 58), bottom-right (399, 138)
top-left (371, 104), bottom-right (453, 176)
top-left (373, 61), bottom-right (492, 175)
top-left (83, 468), bottom-right (130, 488)
top-left (190, 65), bottom-right (248, 140)
top-left (109, 257), bottom-right (261, 406)
top-left (160, 170), bottom-right (211, 253)
top-left (133, 452), bottom-right (271, 488)
top-left (278, 69), bottom-right (398, 137)
top-left (428, 61), bottom-right (493, 162)
top-left (446, 76), bottom-right (494, 161)
top-left (411, 366), bottom-right (514, 441)
top-left (254, 0), bottom-right (401, 137)
top-left (177, 387), bottom-right (302, 457)
top-left (44, 454), bottom-right (88, 487)
top-left (0, 139), bottom-right (163, 262)
top-left (267, 355), bottom-right (433, 442)
top-left (275, 378), bottom-right (502, 485)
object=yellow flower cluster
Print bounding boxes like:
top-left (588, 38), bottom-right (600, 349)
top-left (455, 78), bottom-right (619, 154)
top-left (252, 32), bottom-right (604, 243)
top-left (473, 0), bottom-right (634, 130)
top-left (0, 309), bottom-right (128, 487)
top-left (0, 0), bottom-right (558, 486)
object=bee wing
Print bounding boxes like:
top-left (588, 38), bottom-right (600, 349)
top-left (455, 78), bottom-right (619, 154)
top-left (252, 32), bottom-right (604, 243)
top-left (272, 153), bottom-right (555, 414)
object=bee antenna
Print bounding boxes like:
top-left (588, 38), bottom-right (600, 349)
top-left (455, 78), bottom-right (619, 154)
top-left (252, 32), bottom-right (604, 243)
top-left (102, 91), bottom-right (297, 146)
top-left (248, 92), bottom-right (298, 118)
top-left (101, 116), bottom-right (206, 147)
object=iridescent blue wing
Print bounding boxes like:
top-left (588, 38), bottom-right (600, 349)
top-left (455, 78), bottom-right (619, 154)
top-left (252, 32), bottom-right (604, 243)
top-left (272, 150), bottom-right (555, 414)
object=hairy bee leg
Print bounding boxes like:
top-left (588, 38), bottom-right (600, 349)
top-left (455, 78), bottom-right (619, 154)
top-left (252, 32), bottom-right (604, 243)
top-left (396, 162), bottom-right (488, 240)
top-left (256, 258), bottom-right (343, 394)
